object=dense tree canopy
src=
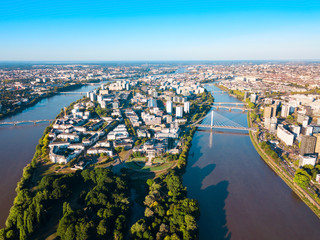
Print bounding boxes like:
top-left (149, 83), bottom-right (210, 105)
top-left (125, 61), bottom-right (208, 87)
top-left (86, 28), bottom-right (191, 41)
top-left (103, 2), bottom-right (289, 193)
top-left (1, 168), bottom-right (130, 240)
top-left (131, 171), bottom-right (199, 240)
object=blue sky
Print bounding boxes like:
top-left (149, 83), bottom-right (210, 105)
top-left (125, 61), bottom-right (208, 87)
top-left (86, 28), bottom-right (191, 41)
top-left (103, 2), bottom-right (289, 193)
top-left (1, 0), bottom-right (320, 61)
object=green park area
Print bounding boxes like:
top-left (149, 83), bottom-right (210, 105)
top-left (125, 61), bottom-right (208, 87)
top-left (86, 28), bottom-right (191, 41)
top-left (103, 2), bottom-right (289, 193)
top-left (125, 157), bottom-right (175, 172)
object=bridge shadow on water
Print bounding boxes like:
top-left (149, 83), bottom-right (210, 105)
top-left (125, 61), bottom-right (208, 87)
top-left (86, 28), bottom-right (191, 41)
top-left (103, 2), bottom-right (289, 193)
top-left (185, 154), bottom-right (231, 239)
top-left (197, 128), bottom-right (249, 136)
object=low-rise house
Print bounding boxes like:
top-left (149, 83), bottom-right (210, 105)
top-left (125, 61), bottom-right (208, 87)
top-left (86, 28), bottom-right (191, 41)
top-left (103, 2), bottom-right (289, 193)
top-left (95, 139), bottom-right (111, 148)
top-left (56, 133), bottom-right (80, 143)
top-left (107, 131), bottom-right (129, 140)
top-left (68, 143), bottom-right (85, 150)
top-left (133, 139), bottom-right (167, 157)
top-left (83, 133), bottom-right (99, 146)
top-left (72, 160), bottom-right (88, 170)
top-left (299, 155), bottom-right (317, 167)
top-left (87, 147), bottom-right (113, 156)
top-left (74, 126), bottom-right (87, 133)
top-left (113, 139), bottom-right (132, 150)
top-left (49, 142), bottom-right (82, 164)
top-left (107, 124), bottom-right (129, 140)
top-left (137, 129), bottom-right (148, 138)
top-left (155, 128), bottom-right (180, 139)
top-left (88, 120), bottom-right (104, 131)
top-left (48, 141), bottom-right (70, 149)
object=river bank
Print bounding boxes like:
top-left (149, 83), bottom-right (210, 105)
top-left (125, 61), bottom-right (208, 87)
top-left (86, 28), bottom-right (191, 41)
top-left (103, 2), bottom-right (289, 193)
top-left (183, 83), bottom-right (320, 240)
top-left (249, 128), bottom-right (320, 218)
top-left (0, 83), bottom-right (94, 121)
top-left (0, 82), bottom-right (208, 239)
top-left (0, 83), bottom-right (101, 228)
top-left (216, 83), bottom-right (320, 218)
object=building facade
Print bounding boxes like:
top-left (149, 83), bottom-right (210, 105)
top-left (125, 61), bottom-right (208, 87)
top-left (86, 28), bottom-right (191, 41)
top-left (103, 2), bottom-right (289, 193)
top-left (300, 135), bottom-right (316, 156)
top-left (277, 124), bottom-right (294, 146)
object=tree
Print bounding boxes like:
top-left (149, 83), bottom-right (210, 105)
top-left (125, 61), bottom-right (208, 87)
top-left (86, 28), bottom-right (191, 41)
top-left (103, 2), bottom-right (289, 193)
top-left (165, 173), bottom-right (185, 200)
top-left (6, 230), bottom-right (15, 240)
top-left (131, 219), bottom-right (147, 238)
top-left (287, 115), bottom-right (294, 121)
top-left (97, 219), bottom-right (108, 236)
top-left (248, 102), bottom-right (255, 109)
top-left (63, 224), bottom-right (76, 240)
top-left (294, 169), bottom-right (311, 189)
top-left (135, 139), bottom-right (141, 146)
top-left (185, 215), bottom-right (197, 231)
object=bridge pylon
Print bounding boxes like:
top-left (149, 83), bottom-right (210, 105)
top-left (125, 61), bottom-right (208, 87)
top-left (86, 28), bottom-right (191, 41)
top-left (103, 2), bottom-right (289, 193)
top-left (211, 110), bottom-right (214, 127)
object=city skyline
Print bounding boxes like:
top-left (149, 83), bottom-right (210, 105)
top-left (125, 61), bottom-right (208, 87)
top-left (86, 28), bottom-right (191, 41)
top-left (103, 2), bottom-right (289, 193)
top-left (1, 0), bottom-right (320, 61)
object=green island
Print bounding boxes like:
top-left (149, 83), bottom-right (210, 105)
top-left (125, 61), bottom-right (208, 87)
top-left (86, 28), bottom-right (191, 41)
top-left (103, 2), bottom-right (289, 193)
top-left (0, 80), bottom-right (213, 240)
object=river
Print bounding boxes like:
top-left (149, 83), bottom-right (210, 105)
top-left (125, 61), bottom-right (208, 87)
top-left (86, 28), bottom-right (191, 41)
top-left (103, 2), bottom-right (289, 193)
top-left (0, 84), bottom-right (99, 227)
top-left (1, 82), bottom-right (320, 239)
top-left (183, 84), bottom-right (320, 240)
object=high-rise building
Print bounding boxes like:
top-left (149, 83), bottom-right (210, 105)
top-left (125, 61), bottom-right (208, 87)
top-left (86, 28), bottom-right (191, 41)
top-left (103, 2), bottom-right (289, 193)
top-left (176, 106), bottom-right (183, 118)
top-left (264, 117), bottom-right (271, 130)
top-left (264, 117), bottom-right (271, 129)
top-left (148, 99), bottom-right (157, 108)
top-left (264, 106), bottom-right (272, 119)
top-left (290, 125), bottom-right (301, 137)
top-left (270, 117), bottom-right (278, 133)
top-left (244, 91), bottom-right (248, 100)
top-left (184, 101), bottom-right (190, 113)
top-left (271, 105), bottom-right (277, 117)
top-left (152, 91), bottom-right (158, 98)
top-left (97, 95), bottom-right (103, 103)
top-left (165, 114), bottom-right (173, 123)
top-left (302, 120), bottom-right (309, 128)
top-left (277, 124), bottom-right (294, 146)
top-left (301, 126), bottom-right (313, 136)
top-left (89, 92), bottom-right (97, 101)
top-left (166, 101), bottom-right (173, 114)
top-left (281, 105), bottom-right (290, 118)
top-left (100, 100), bottom-right (107, 109)
top-left (265, 117), bottom-right (277, 132)
top-left (297, 113), bottom-right (309, 124)
top-left (113, 102), bottom-right (119, 109)
top-left (300, 135), bottom-right (317, 156)
top-left (314, 133), bottom-right (320, 157)
top-left (250, 93), bottom-right (258, 103)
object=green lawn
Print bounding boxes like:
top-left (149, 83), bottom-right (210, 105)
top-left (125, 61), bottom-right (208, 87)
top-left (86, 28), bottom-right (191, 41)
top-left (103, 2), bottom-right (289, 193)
top-left (153, 157), bottom-right (165, 163)
top-left (131, 157), bottom-right (147, 161)
top-left (125, 160), bottom-right (174, 172)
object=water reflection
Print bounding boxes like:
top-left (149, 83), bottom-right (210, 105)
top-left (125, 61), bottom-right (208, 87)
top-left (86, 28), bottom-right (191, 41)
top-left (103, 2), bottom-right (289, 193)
top-left (209, 130), bottom-right (213, 149)
top-left (184, 84), bottom-right (320, 240)
top-left (0, 84), bottom-right (99, 227)
top-left (185, 133), bottom-right (231, 239)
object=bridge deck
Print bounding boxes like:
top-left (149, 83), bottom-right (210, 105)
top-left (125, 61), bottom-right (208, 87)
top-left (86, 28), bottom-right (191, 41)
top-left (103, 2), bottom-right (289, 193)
top-left (196, 124), bottom-right (253, 131)
top-left (0, 119), bottom-right (53, 126)
top-left (213, 102), bottom-right (245, 105)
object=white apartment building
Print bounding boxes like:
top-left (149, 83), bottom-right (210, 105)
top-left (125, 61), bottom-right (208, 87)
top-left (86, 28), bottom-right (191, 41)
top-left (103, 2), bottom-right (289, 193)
top-left (299, 155), bottom-right (317, 167)
top-left (176, 106), bottom-right (184, 118)
top-left (277, 124), bottom-right (294, 146)
top-left (184, 101), bottom-right (190, 113)
top-left (166, 101), bottom-right (173, 114)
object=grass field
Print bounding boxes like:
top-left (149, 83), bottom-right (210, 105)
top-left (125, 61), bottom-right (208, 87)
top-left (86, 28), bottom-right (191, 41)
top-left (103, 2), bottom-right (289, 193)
top-left (125, 160), bottom-right (174, 172)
